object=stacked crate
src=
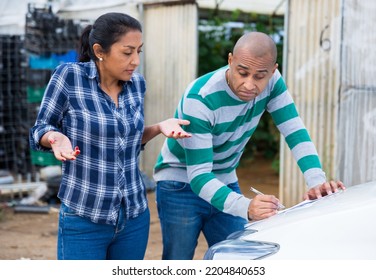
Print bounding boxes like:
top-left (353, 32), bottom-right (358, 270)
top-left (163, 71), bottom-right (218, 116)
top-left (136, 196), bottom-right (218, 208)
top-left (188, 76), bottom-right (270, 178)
top-left (0, 35), bottom-right (30, 178)
top-left (24, 3), bottom-right (84, 171)
top-left (0, 3), bottom-right (86, 181)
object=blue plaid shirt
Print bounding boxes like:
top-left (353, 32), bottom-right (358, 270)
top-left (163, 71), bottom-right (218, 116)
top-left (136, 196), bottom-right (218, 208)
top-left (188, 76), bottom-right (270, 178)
top-left (30, 61), bottom-right (147, 225)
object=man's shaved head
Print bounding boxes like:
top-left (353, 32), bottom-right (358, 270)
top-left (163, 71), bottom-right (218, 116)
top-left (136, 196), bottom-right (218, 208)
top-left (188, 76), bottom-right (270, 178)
top-left (233, 32), bottom-right (277, 64)
top-left (226, 31), bottom-right (279, 101)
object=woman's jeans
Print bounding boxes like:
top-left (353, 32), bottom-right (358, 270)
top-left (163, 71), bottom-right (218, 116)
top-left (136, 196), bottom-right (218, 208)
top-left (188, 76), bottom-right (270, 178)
top-left (57, 203), bottom-right (150, 260)
top-left (156, 180), bottom-right (247, 260)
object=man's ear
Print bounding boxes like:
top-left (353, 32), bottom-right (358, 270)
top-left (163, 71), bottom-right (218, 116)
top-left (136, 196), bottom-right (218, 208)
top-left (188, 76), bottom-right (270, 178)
top-left (228, 52), bottom-right (233, 65)
top-left (272, 63), bottom-right (279, 73)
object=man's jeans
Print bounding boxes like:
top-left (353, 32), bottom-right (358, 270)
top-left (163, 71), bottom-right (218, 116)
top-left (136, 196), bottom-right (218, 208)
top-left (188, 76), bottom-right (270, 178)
top-left (57, 202), bottom-right (150, 260)
top-left (156, 180), bottom-right (247, 260)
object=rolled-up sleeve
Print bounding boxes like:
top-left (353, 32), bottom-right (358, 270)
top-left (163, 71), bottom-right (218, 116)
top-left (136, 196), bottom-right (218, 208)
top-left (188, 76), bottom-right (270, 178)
top-left (29, 64), bottom-right (69, 152)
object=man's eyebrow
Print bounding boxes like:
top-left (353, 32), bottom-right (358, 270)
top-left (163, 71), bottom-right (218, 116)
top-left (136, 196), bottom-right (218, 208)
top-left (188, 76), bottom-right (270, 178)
top-left (237, 64), bottom-right (268, 73)
top-left (255, 69), bottom-right (268, 73)
top-left (237, 64), bottom-right (249, 70)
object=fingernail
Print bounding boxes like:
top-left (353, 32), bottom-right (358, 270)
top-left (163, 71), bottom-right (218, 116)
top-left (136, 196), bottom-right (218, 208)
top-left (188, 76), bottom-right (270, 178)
top-left (49, 139), bottom-right (55, 144)
top-left (171, 131), bottom-right (175, 134)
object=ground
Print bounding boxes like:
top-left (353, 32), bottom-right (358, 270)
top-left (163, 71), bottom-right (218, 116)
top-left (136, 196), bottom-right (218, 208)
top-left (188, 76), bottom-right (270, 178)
top-left (0, 156), bottom-right (279, 260)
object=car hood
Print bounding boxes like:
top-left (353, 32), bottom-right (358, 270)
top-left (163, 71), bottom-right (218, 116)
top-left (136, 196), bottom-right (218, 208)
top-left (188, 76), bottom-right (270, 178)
top-left (229, 181), bottom-right (376, 259)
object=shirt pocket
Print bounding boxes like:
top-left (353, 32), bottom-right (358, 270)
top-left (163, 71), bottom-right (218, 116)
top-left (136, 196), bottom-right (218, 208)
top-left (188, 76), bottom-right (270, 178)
top-left (127, 103), bottom-right (144, 132)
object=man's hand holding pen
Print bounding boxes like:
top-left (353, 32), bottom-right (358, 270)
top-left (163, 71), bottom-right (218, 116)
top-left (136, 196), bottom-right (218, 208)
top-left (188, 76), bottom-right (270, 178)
top-left (247, 186), bottom-right (283, 221)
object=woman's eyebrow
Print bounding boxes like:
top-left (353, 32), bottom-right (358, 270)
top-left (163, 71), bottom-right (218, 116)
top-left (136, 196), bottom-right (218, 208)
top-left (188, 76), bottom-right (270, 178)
top-left (122, 43), bottom-right (144, 49)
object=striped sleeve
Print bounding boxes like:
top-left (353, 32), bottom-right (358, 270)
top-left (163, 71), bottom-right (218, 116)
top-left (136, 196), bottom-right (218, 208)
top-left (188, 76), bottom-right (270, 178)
top-left (267, 73), bottom-right (326, 187)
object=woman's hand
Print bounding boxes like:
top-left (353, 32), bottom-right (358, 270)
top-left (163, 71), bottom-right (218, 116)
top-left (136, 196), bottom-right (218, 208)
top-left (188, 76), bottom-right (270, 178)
top-left (46, 132), bottom-right (80, 161)
top-left (159, 118), bottom-right (192, 139)
top-left (142, 118), bottom-right (191, 144)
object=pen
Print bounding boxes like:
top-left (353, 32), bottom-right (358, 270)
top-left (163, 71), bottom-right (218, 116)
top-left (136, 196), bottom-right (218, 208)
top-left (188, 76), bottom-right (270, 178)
top-left (250, 186), bottom-right (285, 210)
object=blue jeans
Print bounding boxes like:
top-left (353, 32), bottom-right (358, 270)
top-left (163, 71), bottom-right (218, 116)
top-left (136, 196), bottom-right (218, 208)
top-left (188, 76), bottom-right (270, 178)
top-left (57, 202), bottom-right (150, 260)
top-left (156, 181), bottom-right (247, 260)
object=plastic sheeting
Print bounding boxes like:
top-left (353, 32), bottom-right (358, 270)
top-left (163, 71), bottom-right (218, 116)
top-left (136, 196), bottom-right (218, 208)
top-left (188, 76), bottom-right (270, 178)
top-left (0, 0), bottom-right (140, 34)
top-left (0, 0), bottom-right (286, 35)
top-left (0, 0), bottom-right (46, 34)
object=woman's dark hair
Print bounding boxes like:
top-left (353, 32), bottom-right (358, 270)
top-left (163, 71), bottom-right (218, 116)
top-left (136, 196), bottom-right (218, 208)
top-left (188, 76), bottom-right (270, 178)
top-left (78, 12), bottom-right (142, 62)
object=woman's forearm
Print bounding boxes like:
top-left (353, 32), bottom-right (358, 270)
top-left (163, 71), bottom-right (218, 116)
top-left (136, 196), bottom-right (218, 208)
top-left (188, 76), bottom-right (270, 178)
top-left (142, 124), bottom-right (161, 144)
top-left (141, 118), bottom-right (191, 145)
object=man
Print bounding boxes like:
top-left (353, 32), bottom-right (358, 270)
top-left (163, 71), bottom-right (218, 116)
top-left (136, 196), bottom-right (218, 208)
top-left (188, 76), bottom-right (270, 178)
top-left (153, 32), bottom-right (345, 260)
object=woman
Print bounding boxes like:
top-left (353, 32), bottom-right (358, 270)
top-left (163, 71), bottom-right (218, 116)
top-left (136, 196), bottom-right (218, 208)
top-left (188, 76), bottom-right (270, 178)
top-left (29, 12), bottom-right (190, 260)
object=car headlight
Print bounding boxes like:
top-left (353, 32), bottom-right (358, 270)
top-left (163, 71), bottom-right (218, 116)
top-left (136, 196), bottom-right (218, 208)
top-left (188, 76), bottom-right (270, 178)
top-left (204, 230), bottom-right (279, 260)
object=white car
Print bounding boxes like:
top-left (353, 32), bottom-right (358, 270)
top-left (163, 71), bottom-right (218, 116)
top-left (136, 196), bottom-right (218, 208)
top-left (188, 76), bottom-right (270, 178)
top-left (204, 181), bottom-right (376, 260)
